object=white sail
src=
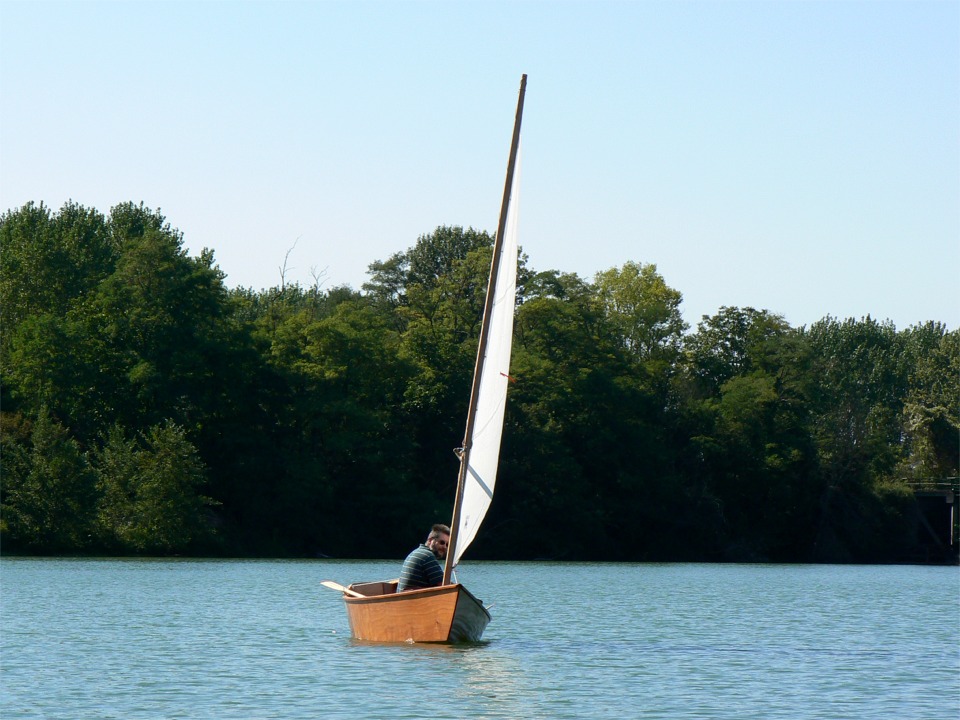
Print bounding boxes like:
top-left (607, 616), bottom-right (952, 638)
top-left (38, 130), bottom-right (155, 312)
top-left (452, 142), bottom-right (521, 567)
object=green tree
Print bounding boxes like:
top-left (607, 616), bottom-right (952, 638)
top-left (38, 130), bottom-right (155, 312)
top-left (367, 231), bottom-right (503, 520)
top-left (496, 274), bottom-right (680, 560)
top-left (684, 306), bottom-right (792, 394)
top-left (593, 261), bottom-right (686, 362)
top-left (704, 370), bottom-right (819, 560)
top-left (0, 202), bottom-right (117, 421)
top-left (261, 296), bottom-right (419, 556)
top-left (365, 226), bottom-right (493, 301)
top-left (364, 226), bottom-right (494, 334)
top-left (495, 289), bottom-right (614, 558)
top-left (108, 201), bottom-right (171, 243)
top-left (806, 316), bottom-right (909, 484)
top-left (0, 201), bottom-right (114, 336)
top-left (1, 407), bottom-right (97, 552)
top-left (2, 201), bottom-right (279, 554)
top-left (896, 323), bottom-right (959, 481)
top-left (93, 422), bottom-right (214, 554)
top-left (674, 308), bottom-right (823, 560)
top-left (3, 203), bottom-right (238, 441)
top-left (804, 316), bottom-right (914, 561)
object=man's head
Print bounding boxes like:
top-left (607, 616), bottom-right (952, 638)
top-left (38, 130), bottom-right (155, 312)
top-left (426, 523), bottom-right (451, 560)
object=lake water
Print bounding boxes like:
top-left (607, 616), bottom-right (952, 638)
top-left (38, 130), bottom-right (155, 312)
top-left (1, 558), bottom-right (957, 719)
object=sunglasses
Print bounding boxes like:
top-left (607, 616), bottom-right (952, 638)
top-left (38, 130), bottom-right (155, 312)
top-left (430, 537), bottom-right (448, 547)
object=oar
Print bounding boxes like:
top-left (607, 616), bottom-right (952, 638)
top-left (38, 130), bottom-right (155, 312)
top-left (321, 580), bottom-right (364, 598)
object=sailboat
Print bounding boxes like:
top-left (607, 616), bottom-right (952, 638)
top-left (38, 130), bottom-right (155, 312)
top-left (326, 75), bottom-right (526, 643)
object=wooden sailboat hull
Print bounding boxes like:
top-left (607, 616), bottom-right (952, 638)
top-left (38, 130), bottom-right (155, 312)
top-left (343, 581), bottom-right (491, 643)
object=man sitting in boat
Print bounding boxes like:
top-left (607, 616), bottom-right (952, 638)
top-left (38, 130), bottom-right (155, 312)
top-left (396, 524), bottom-right (450, 592)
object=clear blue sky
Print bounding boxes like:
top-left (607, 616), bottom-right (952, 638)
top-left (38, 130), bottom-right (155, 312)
top-left (2, 0), bottom-right (957, 330)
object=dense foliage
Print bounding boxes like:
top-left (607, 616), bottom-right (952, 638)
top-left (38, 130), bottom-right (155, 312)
top-left (2, 202), bottom-right (957, 562)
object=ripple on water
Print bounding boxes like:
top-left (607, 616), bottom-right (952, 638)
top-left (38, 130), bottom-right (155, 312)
top-left (2, 559), bottom-right (957, 720)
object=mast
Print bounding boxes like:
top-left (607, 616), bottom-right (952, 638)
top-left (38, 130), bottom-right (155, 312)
top-left (443, 74), bottom-right (527, 585)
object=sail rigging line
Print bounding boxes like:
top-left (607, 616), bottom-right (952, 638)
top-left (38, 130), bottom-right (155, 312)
top-left (443, 74), bottom-right (527, 585)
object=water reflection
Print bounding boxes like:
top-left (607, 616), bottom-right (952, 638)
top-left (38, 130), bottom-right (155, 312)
top-left (347, 638), bottom-right (490, 652)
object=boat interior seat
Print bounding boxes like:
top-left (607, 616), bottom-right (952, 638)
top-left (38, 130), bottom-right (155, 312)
top-left (348, 580), bottom-right (399, 597)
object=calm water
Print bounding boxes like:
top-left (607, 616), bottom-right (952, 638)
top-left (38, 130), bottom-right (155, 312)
top-left (1, 559), bottom-right (957, 719)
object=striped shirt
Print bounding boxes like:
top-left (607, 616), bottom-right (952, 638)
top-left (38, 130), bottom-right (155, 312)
top-left (396, 544), bottom-right (443, 592)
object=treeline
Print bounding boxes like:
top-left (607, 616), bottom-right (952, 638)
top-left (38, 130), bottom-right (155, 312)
top-left (1, 201), bottom-right (957, 562)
